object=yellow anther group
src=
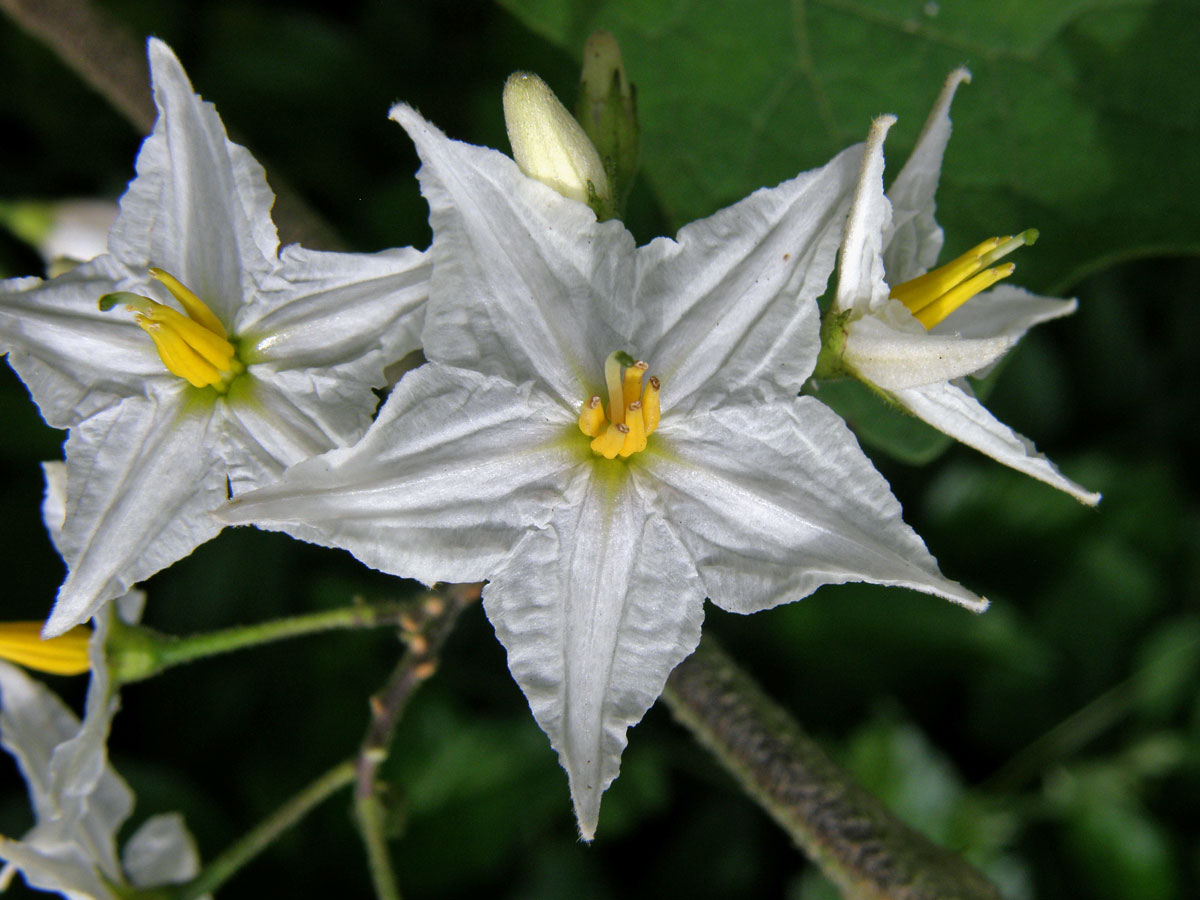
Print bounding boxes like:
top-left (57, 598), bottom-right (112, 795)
top-left (578, 351), bottom-right (661, 459)
top-left (99, 269), bottom-right (243, 391)
top-left (0, 622), bottom-right (91, 676)
top-left (891, 229), bottom-right (1038, 329)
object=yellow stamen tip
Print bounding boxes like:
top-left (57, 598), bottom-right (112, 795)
top-left (618, 402), bottom-right (647, 457)
top-left (642, 376), bottom-right (661, 436)
top-left (578, 395), bottom-right (606, 437)
top-left (590, 422), bottom-right (628, 459)
top-left (0, 622), bottom-right (91, 676)
top-left (622, 361), bottom-right (649, 407)
top-left (149, 267), bottom-right (227, 338)
top-left (891, 228), bottom-right (1037, 330)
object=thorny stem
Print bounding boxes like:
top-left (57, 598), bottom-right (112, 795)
top-left (662, 637), bottom-right (1005, 900)
top-left (0, 0), bottom-right (340, 248)
top-left (354, 583), bottom-right (481, 900)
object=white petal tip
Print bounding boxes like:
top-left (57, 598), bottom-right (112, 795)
top-left (948, 67), bottom-right (972, 88)
top-left (388, 102), bottom-right (421, 128)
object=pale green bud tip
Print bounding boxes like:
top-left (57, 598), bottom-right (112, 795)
top-left (503, 71), bottom-right (610, 207)
top-left (580, 30), bottom-right (631, 103)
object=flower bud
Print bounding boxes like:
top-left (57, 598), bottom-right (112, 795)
top-left (576, 30), bottom-right (638, 209)
top-left (503, 72), bottom-right (610, 213)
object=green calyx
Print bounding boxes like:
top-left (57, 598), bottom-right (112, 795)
top-left (813, 308), bottom-right (852, 381)
top-left (576, 30), bottom-right (639, 215)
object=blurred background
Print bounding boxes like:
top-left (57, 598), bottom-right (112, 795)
top-left (0, 1), bottom-right (1197, 897)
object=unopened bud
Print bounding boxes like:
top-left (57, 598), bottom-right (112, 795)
top-left (503, 72), bottom-right (610, 214)
top-left (576, 30), bottom-right (638, 209)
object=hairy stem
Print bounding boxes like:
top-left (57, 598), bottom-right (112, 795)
top-left (663, 637), bottom-right (1004, 900)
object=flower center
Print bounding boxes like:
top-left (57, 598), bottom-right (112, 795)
top-left (0, 621), bottom-right (91, 675)
top-left (99, 268), bottom-right (244, 391)
top-left (577, 350), bottom-right (661, 459)
top-left (890, 228), bottom-right (1038, 329)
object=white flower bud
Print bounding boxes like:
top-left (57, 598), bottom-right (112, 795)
top-left (503, 72), bottom-right (609, 208)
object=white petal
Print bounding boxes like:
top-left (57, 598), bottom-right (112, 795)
top-left (42, 461), bottom-right (68, 556)
top-left (47, 393), bottom-right (226, 635)
top-left (218, 372), bottom-right (378, 493)
top-left (392, 105), bottom-right (633, 407)
top-left (892, 380), bottom-right (1101, 505)
top-left (843, 304), bottom-right (1013, 389)
top-left (648, 397), bottom-right (985, 611)
top-left (834, 116), bottom-right (895, 317)
top-left (238, 243), bottom-right (428, 371)
top-left (637, 142), bottom-right (862, 412)
top-left (0, 662), bottom-right (83, 821)
top-left (219, 364), bottom-right (576, 585)
top-left (0, 660), bottom-right (132, 896)
top-left (0, 257), bottom-right (164, 428)
top-left (883, 69), bottom-right (970, 283)
top-left (122, 813), bottom-right (201, 888)
top-left (109, 39), bottom-right (279, 329)
top-left (934, 283), bottom-right (1078, 341)
top-left (484, 467), bottom-right (705, 840)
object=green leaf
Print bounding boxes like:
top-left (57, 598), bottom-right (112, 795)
top-left (497, 0), bottom-right (1200, 291)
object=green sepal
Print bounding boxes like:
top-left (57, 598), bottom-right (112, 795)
top-left (576, 30), bottom-right (639, 215)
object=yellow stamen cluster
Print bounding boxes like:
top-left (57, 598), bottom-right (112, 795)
top-left (0, 622), bottom-right (91, 676)
top-left (99, 268), bottom-right (244, 391)
top-left (891, 229), bottom-right (1038, 329)
top-left (578, 351), bottom-right (661, 459)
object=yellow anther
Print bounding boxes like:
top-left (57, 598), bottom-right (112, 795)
top-left (912, 263), bottom-right (1015, 329)
top-left (149, 267), bottom-right (227, 338)
top-left (100, 270), bottom-right (243, 392)
top-left (891, 229), bottom-right (1037, 329)
top-left (584, 354), bottom-right (660, 459)
top-left (0, 622), bottom-right (91, 676)
top-left (642, 376), bottom-right (661, 435)
top-left (889, 236), bottom-right (1003, 313)
top-left (622, 360), bottom-right (648, 408)
top-left (590, 422), bottom-right (628, 459)
top-left (578, 395), bottom-right (606, 437)
top-left (619, 401), bottom-right (647, 457)
top-left (135, 315), bottom-right (226, 388)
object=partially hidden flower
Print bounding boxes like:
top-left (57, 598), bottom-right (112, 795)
top-left (0, 198), bottom-right (118, 276)
top-left (0, 592), bottom-right (204, 899)
top-left (219, 102), bottom-right (986, 839)
top-left (821, 69), bottom-right (1099, 505)
top-left (0, 38), bottom-right (429, 635)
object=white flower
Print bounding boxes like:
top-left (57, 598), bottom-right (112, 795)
top-left (0, 593), bottom-right (204, 899)
top-left (219, 106), bottom-right (986, 840)
top-left (0, 38), bottom-right (430, 635)
top-left (826, 70), bottom-right (1100, 505)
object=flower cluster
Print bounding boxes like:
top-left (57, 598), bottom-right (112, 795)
top-left (0, 37), bottom-right (1097, 864)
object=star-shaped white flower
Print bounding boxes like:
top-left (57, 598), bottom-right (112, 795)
top-left (0, 592), bottom-right (204, 899)
top-left (220, 106), bottom-right (986, 839)
top-left (826, 70), bottom-right (1099, 505)
top-left (0, 39), bottom-right (429, 635)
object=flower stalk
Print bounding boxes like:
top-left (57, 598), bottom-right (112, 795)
top-left (108, 598), bottom-right (435, 686)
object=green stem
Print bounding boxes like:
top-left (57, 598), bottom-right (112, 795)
top-left (172, 758), bottom-right (357, 900)
top-left (662, 637), bottom-right (1005, 900)
top-left (110, 600), bottom-right (415, 685)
